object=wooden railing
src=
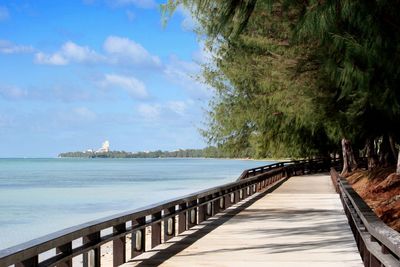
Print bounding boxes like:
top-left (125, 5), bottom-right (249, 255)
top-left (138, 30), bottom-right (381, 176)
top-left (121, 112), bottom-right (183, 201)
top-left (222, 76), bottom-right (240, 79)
top-left (237, 158), bottom-right (335, 180)
top-left (330, 169), bottom-right (400, 267)
top-left (0, 159), bottom-right (332, 267)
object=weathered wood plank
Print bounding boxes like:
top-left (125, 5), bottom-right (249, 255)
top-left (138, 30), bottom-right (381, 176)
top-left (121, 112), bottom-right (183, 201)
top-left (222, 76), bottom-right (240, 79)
top-left (124, 175), bottom-right (363, 267)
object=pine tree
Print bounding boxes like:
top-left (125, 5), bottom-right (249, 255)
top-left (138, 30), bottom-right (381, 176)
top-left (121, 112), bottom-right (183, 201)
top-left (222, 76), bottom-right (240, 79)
top-left (163, 0), bottom-right (400, 173)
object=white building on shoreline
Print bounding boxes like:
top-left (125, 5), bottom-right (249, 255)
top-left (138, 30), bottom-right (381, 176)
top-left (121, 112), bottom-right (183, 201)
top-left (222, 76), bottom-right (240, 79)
top-left (96, 140), bottom-right (110, 153)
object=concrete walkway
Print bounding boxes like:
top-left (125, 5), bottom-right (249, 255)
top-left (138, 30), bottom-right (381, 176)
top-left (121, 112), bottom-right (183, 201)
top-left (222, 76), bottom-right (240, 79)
top-left (124, 174), bottom-right (363, 267)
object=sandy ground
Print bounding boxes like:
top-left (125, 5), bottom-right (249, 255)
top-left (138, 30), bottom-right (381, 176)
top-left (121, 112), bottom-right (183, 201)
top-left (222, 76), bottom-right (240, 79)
top-left (347, 168), bottom-right (400, 231)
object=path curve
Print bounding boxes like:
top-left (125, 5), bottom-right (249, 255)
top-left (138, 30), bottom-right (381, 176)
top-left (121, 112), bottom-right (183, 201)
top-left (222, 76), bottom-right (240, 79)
top-left (124, 174), bottom-right (363, 267)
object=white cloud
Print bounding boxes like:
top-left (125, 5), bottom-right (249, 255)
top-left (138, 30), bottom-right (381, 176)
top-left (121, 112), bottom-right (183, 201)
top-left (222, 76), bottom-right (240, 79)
top-left (100, 73), bottom-right (148, 99)
top-left (137, 103), bottom-right (160, 119)
top-left (34, 41), bottom-right (103, 65)
top-left (164, 56), bottom-right (211, 99)
top-left (111, 0), bottom-right (156, 8)
top-left (103, 36), bottom-right (161, 67)
top-left (167, 101), bottom-right (187, 115)
top-left (61, 41), bottom-right (103, 63)
top-left (0, 40), bottom-right (34, 54)
top-left (0, 85), bottom-right (28, 100)
top-left (0, 6), bottom-right (9, 21)
top-left (34, 37), bottom-right (160, 68)
top-left (175, 6), bottom-right (198, 31)
top-left (35, 52), bottom-right (68, 65)
top-left (0, 83), bottom-right (95, 102)
top-left (137, 100), bottom-right (193, 121)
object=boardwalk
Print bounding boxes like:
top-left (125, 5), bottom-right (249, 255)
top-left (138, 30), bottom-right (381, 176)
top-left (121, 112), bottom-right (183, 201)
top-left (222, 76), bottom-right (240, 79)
top-left (123, 174), bottom-right (363, 267)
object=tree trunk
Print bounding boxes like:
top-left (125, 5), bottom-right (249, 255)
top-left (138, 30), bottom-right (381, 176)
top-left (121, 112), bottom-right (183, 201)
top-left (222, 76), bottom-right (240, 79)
top-left (341, 139), bottom-right (349, 176)
top-left (397, 149), bottom-right (400, 175)
top-left (366, 138), bottom-right (377, 170)
top-left (379, 135), bottom-right (396, 167)
top-left (341, 138), bottom-right (358, 176)
top-left (389, 133), bottom-right (398, 163)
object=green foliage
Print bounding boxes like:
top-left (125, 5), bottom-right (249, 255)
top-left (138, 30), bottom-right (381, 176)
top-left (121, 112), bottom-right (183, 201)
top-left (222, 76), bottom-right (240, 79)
top-left (58, 147), bottom-right (233, 159)
top-left (291, 0), bottom-right (400, 154)
top-left (163, 0), bottom-right (400, 160)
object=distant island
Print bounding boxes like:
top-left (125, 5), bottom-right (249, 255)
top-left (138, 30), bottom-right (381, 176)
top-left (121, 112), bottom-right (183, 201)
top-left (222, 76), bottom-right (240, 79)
top-left (59, 147), bottom-right (229, 159)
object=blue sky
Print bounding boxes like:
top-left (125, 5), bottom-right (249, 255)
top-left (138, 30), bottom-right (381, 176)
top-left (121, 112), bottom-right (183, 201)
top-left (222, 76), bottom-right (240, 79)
top-left (0, 0), bottom-right (212, 157)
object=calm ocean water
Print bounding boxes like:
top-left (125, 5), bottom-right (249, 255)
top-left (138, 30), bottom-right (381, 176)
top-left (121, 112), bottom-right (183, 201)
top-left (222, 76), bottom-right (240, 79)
top-left (0, 158), bottom-right (272, 250)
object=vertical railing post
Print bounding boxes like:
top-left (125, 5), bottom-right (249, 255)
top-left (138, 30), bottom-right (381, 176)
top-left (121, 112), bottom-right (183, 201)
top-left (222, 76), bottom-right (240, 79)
top-left (224, 191), bottom-right (231, 209)
top-left (266, 176), bottom-right (271, 186)
top-left (198, 197), bottom-right (207, 223)
top-left (113, 223), bottom-right (126, 266)
top-left (229, 192), bottom-right (235, 206)
top-left (243, 185), bottom-right (249, 199)
top-left (151, 211), bottom-right (162, 248)
top-left (205, 196), bottom-right (213, 219)
top-left (212, 193), bottom-right (221, 215)
top-left (178, 203), bottom-right (187, 234)
top-left (187, 200), bottom-right (197, 229)
top-left (163, 206), bottom-right (176, 242)
top-left (15, 256), bottom-right (38, 267)
top-left (257, 180), bottom-right (262, 192)
top-left (83, 232), bottom-right (101, 267)
top-left (131, 217), bottom-right (146, 259)
top-left (236, 188), bottom-right (241, 202)
top-left (362, 239), bottom-right (370, 267)
top-left (219, 193), bottom-right (225, 210)
top-left (57, 242), bottom-right (72, 267)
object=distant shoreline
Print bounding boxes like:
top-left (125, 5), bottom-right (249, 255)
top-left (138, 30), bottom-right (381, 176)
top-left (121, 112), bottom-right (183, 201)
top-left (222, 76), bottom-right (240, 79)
top-left (0, 157), bottom-right (283, 161)
top-left (56, 156), bottom-right (281, 161)
top-left (0, 156), bottom-right (288, 162)
top-left (58, 148), bottom-right (285, 161)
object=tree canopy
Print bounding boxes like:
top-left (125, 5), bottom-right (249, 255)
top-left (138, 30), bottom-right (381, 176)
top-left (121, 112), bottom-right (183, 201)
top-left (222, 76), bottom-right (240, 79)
top-left (163, 0), bottom-right (400, 169)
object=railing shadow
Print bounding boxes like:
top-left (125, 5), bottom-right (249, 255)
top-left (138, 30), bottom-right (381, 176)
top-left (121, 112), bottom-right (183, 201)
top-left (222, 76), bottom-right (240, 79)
top-left (127, 177), bottom-right (290, 266)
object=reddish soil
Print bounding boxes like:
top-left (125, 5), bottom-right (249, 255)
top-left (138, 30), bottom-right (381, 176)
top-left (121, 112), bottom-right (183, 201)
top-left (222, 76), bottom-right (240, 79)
top-left (346, 167), bottom-right (400, 232)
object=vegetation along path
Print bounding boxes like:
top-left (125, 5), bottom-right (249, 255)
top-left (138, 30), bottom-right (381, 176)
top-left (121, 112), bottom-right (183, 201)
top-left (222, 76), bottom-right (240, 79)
top-left (123, 174), bottom-right (363, 267)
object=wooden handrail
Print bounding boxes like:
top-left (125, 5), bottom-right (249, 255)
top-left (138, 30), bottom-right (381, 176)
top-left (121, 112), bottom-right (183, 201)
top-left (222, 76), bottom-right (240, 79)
top-left (0, 160), bottom-right (331, 267)
top-left (236, 158), bottom-right (334, 181)
top-left (330, 168), bottom-right (400, 267)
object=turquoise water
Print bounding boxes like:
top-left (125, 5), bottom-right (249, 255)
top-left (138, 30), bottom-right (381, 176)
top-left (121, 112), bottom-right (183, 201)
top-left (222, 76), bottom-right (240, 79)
top-left (0, 158), bottom-right (271, 250)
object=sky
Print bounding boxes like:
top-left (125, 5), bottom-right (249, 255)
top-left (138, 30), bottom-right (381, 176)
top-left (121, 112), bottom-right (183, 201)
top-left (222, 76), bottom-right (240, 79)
top-left (0, 0), bottom-right (212, 157)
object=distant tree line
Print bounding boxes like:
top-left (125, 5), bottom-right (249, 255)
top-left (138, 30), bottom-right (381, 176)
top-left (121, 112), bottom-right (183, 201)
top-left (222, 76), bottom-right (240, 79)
top-left (58, 147), bottom-right (240, 159)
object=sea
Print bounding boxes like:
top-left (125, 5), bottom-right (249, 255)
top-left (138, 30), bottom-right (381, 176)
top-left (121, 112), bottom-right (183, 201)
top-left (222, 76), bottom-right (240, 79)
top-left (0, 158), bottom-right (272, 250)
